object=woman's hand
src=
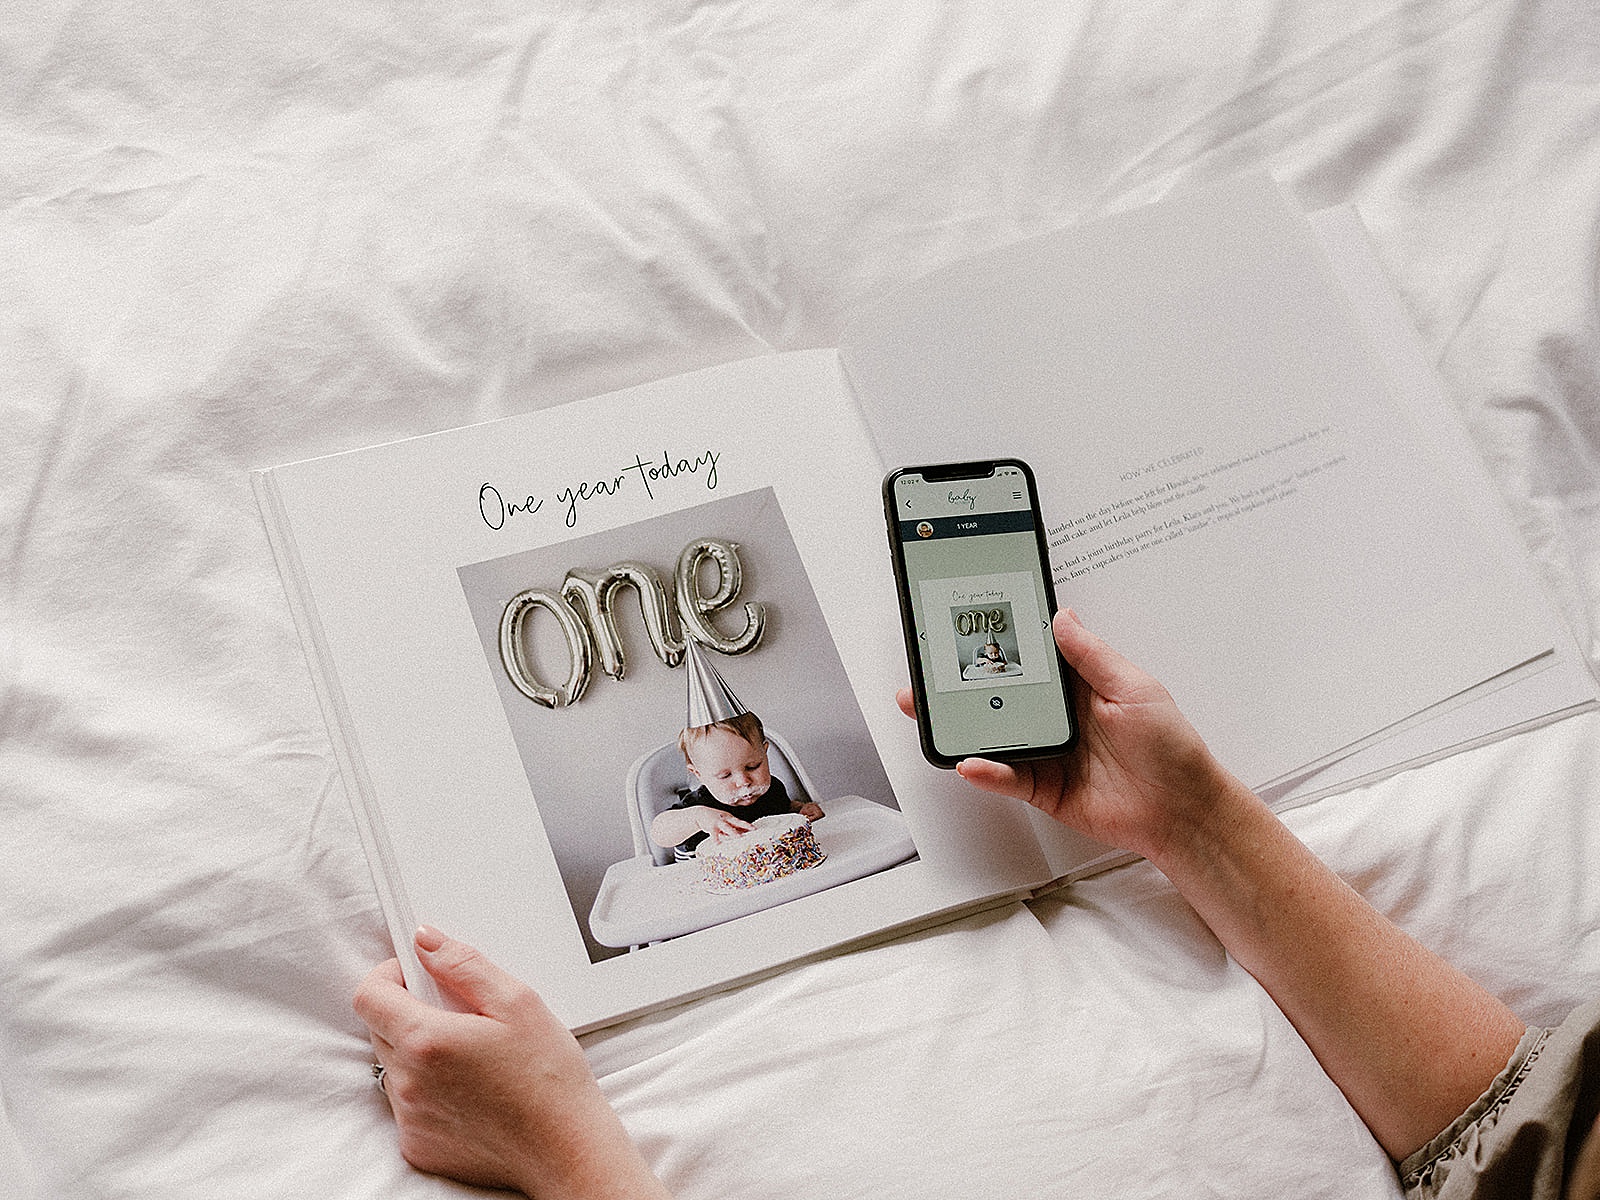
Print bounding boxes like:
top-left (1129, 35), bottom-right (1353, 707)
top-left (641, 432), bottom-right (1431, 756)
top-left (354, 927), bottom-right (670, 1200)
top-left (899, 609), bottom-right (1247, 865)
top-left (905, 610), bottom-right (1526, 1162)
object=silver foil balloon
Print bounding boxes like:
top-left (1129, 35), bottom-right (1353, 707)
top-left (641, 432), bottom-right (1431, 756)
top-left (675, 538), bottom-right (765, 654)
top-left (560, 562), bottom-right (686, 681)
top-left (498, 587), bottom-right (594, 708)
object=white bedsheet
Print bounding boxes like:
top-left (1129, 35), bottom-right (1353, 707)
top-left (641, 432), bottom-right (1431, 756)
top-left (4, 2), bottom-right (1598, 1196)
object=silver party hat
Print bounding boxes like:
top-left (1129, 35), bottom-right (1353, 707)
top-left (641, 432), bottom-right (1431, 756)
top-left (684, 639), bottom-right (749, 728)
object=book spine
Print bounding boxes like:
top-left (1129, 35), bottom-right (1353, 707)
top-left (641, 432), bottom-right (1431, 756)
top-left (251, 470), bottom-right (442, 1006)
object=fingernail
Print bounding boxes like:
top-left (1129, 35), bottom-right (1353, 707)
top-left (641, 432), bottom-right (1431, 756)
top-left (415, 925), bottom-right (446, 953)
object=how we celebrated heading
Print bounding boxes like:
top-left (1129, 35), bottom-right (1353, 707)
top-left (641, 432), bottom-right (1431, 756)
top-left (478, 447), bottom-right (721, 532)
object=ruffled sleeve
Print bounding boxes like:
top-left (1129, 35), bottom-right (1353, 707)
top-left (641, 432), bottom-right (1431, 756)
top-left (1400, 998), bottom-right (1600, 1199)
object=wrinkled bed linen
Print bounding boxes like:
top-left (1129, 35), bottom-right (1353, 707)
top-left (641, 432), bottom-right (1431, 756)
top-left (3, 2), bottom-right (1599, 1197)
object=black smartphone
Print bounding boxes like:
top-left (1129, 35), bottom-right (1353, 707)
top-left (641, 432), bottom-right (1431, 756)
top-left (883, 459), bottom-right (1077, 769)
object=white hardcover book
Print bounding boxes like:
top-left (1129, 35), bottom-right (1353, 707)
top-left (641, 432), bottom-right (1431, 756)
top-left (255, 175), bottom-right (1595, 1031)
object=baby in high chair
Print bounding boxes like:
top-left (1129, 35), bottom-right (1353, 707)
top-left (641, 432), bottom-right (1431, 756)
top-left (649, 709), bottom-right (825, 863)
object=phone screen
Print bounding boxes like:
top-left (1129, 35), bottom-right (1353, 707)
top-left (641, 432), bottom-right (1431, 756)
top-left (885, 460), bottom-right (1076, 767)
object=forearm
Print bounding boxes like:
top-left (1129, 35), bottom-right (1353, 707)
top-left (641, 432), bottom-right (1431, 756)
top-left (946, 611), bottom-right (1526, 1160)
top-left (507, 1088), bottom-right (672, 1200)
top-left (1146, 775), bottom-right (1525, 1161)
top-left (649, 809), bottom-right (700, 848)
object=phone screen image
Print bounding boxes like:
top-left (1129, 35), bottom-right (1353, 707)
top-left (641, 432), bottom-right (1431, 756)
top-left (885, 461), bottom-right (1077, 767)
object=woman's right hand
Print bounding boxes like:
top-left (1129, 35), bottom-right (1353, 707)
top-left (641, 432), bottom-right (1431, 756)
top-left (898, 609), bottom-right (1250, 866)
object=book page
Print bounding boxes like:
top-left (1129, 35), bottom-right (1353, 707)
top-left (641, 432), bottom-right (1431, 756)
top-left (260, 350), bottom-right (1053, 1032)
top-left (841, 175), bottom-right (1555, 794)
top-left (1246, 205), bottom-right (1597, 803)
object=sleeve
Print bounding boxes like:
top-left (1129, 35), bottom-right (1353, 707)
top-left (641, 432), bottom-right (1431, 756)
top-left (1399, 998), bottom-right (1600, 1200)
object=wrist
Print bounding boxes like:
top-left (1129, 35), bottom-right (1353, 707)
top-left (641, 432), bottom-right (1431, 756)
top-left (1139, 765), bottom-right (1269, 881)
top-left (509, 1092), bottom-right (670, 1200)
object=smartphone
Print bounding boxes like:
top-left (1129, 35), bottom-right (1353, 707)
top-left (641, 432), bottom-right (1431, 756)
top-left (883, 459), bottom-right (1077, 768)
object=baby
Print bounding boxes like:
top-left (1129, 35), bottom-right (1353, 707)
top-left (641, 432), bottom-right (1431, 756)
top-left (973, 639), bottom-right (1008, 670)
top-left (649, 710), bottom-right (825, 862)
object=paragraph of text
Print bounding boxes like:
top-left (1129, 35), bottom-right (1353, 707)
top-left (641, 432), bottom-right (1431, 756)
top-left (1049, 428), bottom-right (1345, 583)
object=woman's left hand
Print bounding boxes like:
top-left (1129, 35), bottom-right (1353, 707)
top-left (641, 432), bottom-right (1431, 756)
top-left (354, 926), bottom-right (671, 1199)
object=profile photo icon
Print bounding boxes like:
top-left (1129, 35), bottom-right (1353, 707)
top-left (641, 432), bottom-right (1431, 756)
top-left (915, 521), bottom-right (934, 538)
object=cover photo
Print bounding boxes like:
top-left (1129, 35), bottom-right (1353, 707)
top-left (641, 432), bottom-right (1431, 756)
top-left (458, 487), bottom-right (916, 963)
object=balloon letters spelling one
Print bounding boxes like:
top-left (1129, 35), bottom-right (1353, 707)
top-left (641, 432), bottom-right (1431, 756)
top-left (497, 538), bottom-right (766, 708)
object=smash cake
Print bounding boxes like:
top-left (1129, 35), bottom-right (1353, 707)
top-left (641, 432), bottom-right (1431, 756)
top-left (698, 813), bottom-right (826, 892)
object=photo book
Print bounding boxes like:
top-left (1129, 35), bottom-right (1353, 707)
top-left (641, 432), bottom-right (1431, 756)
top-left (254, 174), bottom-right (1597, 1032)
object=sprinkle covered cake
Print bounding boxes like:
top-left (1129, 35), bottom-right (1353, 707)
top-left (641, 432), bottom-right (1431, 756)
top-left (698, 814), bottom-right (826, 892)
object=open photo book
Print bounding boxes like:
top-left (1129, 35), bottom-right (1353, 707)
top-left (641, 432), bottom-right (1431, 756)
top-left (254, 174), bottom-right (1596, 1033)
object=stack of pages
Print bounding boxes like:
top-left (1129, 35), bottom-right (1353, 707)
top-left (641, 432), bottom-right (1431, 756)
top-left (256, 175), bottom-right (1595, 1032)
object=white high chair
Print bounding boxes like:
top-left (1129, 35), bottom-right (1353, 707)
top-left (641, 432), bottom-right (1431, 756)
top-left (588, 732), bottom-right (918, 949)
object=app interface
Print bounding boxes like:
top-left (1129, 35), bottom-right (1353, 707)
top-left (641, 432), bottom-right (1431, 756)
top-left (892, 466), bottom-right (1073, 759)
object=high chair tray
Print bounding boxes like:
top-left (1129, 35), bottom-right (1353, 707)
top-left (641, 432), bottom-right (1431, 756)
top-left (588, 794), bottom-right (917, 947)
